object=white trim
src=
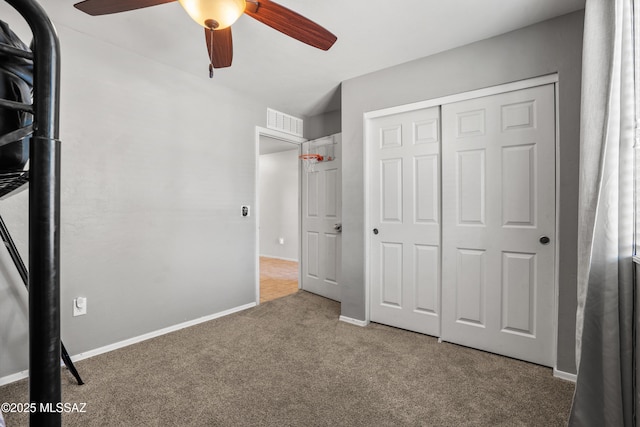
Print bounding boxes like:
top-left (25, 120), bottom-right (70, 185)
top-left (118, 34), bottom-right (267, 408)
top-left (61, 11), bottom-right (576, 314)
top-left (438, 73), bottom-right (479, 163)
top-left (0, 369), bottom-right (28, 387)
top-left (256, 126), bottom-right (306, 144)
top-left (72, 302), bottom-right (256, 362)
top-left (552, 82), bottom-right (561, 374)
top-left (437, 104), bottom-right (444, 339)
top-left (339, 315), bottom-right (369, 327)
top-left (297, 142), bottom-right (303, 291)
top-left (363, 74), bottom-right (561, 368)
top-left (553, 368), bottom-right (577, 383)
top-left (364, 74), bottom-right (559, 120)
top-left (363, 117), bottom-right (372, 324)
top-left (255, 126), bottom-right (306, 304)
top-left (0, 302), bottom-right (256, 386)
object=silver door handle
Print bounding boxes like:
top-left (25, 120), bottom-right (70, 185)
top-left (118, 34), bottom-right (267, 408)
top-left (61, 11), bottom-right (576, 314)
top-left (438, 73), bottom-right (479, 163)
top-left (334, 223), bottom-right (342, 233)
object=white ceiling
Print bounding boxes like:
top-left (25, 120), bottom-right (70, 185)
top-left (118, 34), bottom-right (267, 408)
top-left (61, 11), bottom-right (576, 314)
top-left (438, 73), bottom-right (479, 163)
top-left (2, 0), bottom-right (585, 117)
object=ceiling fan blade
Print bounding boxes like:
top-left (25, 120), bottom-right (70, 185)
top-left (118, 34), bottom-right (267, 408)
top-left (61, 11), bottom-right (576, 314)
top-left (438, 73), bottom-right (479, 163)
top-left (74, 0), bottom-right (176, 16)
top-left (244, 0), bottom-right (337, 51)
top-left (205, 27), bottom-right (233, 69)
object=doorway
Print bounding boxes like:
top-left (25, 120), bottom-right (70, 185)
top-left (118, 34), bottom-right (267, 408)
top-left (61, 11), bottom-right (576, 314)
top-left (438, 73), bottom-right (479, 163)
top-left (259, 257), bottom-right (299, 303)
top-left (255, 127), bottom-right (305, 303)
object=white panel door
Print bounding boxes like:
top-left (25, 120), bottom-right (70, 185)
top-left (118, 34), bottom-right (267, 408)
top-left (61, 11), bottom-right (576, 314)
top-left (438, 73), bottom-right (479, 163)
top-left (369, 107), bottom-right (441, 336)
top-left (441, 84), bottom-right (556, 366)
top-left (301, 135), bottom-right (342, 301)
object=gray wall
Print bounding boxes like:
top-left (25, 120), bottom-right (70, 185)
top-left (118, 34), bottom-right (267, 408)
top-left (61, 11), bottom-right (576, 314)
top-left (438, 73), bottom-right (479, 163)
top-left (305, 109), bottom-right (342, 140)
top-left (259, 150), bottom-right (299, 261)
top-left (341, 11), bottom-right (584, 374)
top-left (0, 17), bottom-right (268, 378)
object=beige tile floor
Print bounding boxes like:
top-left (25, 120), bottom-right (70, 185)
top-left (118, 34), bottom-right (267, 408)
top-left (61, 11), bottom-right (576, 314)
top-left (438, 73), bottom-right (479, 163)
top-left (259, 256), bottom-right (299, 303)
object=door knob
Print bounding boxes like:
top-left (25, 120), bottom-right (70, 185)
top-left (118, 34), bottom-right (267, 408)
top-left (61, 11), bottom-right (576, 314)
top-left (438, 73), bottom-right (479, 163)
top-left (334, 223), bottom-right (342, 233)
top-left (373, 228), bottom-right (379, 235)
top-left (539, 236), bottom-right (550, 245)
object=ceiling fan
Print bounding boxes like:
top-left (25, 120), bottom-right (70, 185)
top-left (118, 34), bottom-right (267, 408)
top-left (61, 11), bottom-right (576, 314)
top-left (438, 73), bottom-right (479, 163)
top-left (73, 0), bottom-right (337, 77)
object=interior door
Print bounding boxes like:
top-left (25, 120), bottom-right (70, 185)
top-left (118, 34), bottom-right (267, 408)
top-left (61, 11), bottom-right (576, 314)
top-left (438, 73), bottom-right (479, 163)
top-left (441, 84), bottom-right (556, 366)
top-left (368, 107), bottom-right (441, 336)
top-left (301, 134), bottom-right (342, 301)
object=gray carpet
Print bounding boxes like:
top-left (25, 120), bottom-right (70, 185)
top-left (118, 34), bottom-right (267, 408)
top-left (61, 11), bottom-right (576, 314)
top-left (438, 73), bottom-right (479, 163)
top-left (0, 291), bottom-right (574, 426)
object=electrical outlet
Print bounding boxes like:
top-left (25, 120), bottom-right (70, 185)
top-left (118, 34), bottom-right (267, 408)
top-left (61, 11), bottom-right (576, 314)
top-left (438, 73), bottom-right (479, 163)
top-left (73, 297), bottom-right (87, 317)
top-left (278, 237), bottom-right (285, 245)
top-left (241, 205), bottom-right (250, 217)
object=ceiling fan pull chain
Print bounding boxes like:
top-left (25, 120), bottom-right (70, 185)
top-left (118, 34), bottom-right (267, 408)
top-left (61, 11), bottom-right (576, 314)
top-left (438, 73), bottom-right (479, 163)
top-left (208, 28), bottom-right (214, 78)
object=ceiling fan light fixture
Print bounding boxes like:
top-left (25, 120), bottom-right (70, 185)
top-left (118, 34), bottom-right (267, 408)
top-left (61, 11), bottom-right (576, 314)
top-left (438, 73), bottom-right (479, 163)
top-left (178, 0), bottom-right (246, 29)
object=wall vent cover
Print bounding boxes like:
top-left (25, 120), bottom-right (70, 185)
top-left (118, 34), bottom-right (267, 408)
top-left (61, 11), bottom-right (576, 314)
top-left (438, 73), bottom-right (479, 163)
top-left (267, 108), bottom-right (304, 137)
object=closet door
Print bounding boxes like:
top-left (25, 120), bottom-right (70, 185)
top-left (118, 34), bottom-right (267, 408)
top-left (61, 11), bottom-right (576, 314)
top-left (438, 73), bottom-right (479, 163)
top-left (368, 107), bottom-right (441, 336)
top-left (441, 84), bottom-right (556, 366)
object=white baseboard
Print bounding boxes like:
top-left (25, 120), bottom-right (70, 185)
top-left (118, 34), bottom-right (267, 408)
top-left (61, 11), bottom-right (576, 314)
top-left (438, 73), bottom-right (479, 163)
top-left (339, 315), bottom-right (369, 327)
top-left (71, 302), bottom-right (256, 362)
top-left (553, 368), bottom-right (577, 382)
top-left (0, 369), bottom-right (28, 387)
top-left (0, 302), bottom-right (257, 387)
top-left (259, 255), bottom-right (299, 263)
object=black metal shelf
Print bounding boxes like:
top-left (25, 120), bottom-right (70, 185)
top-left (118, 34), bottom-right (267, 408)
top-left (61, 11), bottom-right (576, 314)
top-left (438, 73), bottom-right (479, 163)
top-left (3, 1), bottom-right (68, 425)
top-left (0, 170), bottom-right (28, 198)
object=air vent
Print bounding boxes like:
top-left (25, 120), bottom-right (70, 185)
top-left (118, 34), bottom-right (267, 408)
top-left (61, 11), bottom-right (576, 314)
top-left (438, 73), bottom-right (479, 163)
top-left (267, 108), bottom-right (304, 137)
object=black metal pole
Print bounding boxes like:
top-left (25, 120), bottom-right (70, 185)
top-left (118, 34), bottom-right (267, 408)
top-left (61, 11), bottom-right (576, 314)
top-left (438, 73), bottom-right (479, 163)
top-left (4, 1), bottom-right (61, 426)
top-left (0, 213), bottom-right (83, 386)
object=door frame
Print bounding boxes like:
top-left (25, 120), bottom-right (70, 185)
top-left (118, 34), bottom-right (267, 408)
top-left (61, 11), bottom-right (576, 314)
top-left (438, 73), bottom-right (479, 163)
top-left (363, 73), bottom-right (560, 364)
top-left (254, 126), bottom-right (306, 304)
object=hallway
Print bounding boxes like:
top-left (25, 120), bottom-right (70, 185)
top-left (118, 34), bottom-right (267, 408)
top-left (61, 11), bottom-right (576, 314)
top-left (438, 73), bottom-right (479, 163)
top-left (260, 257), bottom-right (298, 303)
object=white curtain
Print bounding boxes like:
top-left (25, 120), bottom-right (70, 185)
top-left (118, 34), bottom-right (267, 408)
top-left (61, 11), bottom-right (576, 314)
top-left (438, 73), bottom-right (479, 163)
top-left (570, 0), bottom-right (637, 425)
